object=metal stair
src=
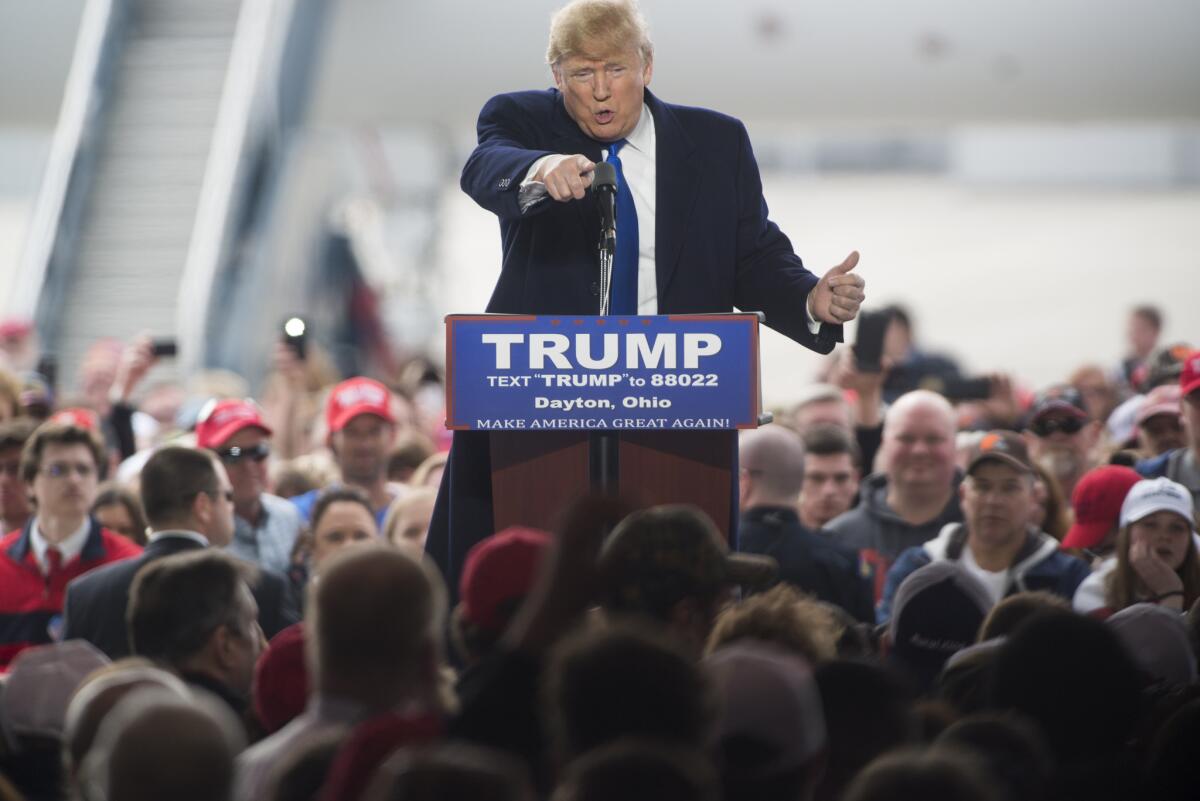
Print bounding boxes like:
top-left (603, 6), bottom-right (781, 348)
top-left (53, 0), bottom-right (241, 383)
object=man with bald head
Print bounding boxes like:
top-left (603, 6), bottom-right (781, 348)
top-left (738, 425), bottom-right (874, 622)
top-left (235, 544), bottom-right (445, 801)
top-left (825, 390), bottom-right (963, 579)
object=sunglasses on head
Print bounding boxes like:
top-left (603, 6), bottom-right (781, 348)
top-left (217, 443), bottom-right (271, 464)
top-left (1031, 417), bottom-right (1085, 437)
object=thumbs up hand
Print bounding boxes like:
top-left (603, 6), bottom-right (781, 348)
top-left (808, 251), bottom-right (865, 325)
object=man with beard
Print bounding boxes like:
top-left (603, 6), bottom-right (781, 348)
top-left (1023, 385), bottom-right (1100, 505)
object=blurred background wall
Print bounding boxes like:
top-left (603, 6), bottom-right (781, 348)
top-left (2, 0), bottom-right (1198, 405)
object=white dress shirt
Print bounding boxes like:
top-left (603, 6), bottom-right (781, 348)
top-left (148, 530), bottom-right (210, 548)
top-left (30, 518), bottom-right (91, 574)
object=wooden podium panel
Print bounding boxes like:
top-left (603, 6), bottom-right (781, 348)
top-left (489, 430), bottom-right (735, 541)
top-left (618, 430), bottom-right (735, 541)
top-left (490, 432), bottom-right (590, 533)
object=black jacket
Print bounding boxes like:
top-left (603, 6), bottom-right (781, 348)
top-left (738, 506), bottom-right (875, 623)
top-left (63, 532), bottom-right (299, 659)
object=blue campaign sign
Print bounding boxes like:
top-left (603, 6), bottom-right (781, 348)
top-left (446, 314), bottom-right (762, 431)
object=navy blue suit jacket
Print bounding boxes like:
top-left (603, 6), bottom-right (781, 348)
top-left (429, 88), bottom-right (842, 594)
top-left (459, 88), bottom-right (840, 350)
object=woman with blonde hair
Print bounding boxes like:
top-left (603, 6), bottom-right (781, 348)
top-left (1074, 477), bottom-right (1200, 616)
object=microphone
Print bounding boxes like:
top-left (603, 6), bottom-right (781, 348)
top-left (592, 161), bottom-right (617, 314)
top-left (592, 162), bottom-right (617, 237)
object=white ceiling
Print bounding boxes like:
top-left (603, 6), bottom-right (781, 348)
top-left (307, 0), bottom-right (1200, 127)
top-left (3, 0), bottom-right (1198, 129)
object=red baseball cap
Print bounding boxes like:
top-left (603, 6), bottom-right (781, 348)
top-left (1181, 350), bottom-right (1200, 398)
top-left (459, 526), bottom-right (552, 633)
top-left (325, 377), bottom-right (394, 435)
top-left (0, 318), bottom-right (32, 341)
top-left (195, 398), bottom-right (272, 449)
top-left (49, 408), bottom-right (101, 432)
top-left (252, 623), bottom-right (308, 734)
top-left (1061, 465), bottom-right (1142, 551)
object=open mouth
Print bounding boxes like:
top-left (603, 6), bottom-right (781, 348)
top-left (594, 110), bottom-right (615, 125)
top-left (1156, 548), bottom-right (1175, 560)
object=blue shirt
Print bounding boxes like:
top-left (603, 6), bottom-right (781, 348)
top-left (224, 493), bottom-right (303, 575)
top-left (290, 486), bottom-right (391, 531)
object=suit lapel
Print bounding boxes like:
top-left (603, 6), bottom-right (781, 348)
top-left (647, 91), bottom-right (701, 305)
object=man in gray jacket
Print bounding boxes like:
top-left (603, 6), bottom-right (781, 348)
top-left (825, 391), bottom-right (963, 590)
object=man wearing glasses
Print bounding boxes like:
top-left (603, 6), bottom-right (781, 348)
top-left (0, 421), bottom-right (142, 668)
top-left (1023, 386), bottom-right (1101, 505)
top-left (196, 399), bottom-right (301, 575)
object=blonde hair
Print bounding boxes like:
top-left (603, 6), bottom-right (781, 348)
top-left (705, 585), bottom-right (840, 665)
top-left (382, 486), bottom-right (438, 547)
top-left (411, 451), bottom-right (448, 489)
top-left (546, 0), bottom-right (652, 67)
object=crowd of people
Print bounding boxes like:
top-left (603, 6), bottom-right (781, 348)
top-left (0, 299), bottom-right (1196, 801)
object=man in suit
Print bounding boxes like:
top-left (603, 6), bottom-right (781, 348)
top-left (63, 446), bottom-right (298, 659)
top-left (737, 425), bottom-right (874, 622)
top-left (429, 0), bottom-right (866, 590)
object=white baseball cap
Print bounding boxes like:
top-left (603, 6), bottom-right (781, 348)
top-left (1119, 477), bottom-right (1196, 530)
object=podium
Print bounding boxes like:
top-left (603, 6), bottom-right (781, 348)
top-left (445, 313), bottom-right (767, 541)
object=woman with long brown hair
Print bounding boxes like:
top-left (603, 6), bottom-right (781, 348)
top-left (1074, 477), bottom-right (1200, 617)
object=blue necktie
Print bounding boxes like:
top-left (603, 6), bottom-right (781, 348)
top-left (605, 140), bottom-right (639, 315)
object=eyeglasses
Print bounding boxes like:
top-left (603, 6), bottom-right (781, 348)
top-left (217, 443), bottom-right (270, 465)
top-left (42, 463), bottom-right (95, 478)
top-left (1030, 417), bottom-right (1086, 437)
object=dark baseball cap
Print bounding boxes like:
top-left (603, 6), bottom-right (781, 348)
top-left (966, 430), bottom-right (1035, 476)
top-left (1028, 385), bottom-right (1089, 423)
top-left (599, 505), bottom-right (776, 613)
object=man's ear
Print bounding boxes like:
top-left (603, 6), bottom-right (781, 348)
top-left (551, 63), bottom-right (564, 91)
top-left (211, 624), bottom-right (237, 671)
top-left (642, 53), bottom-right (653, 85)
top-left (192, 491), bottom-right (212, 529)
